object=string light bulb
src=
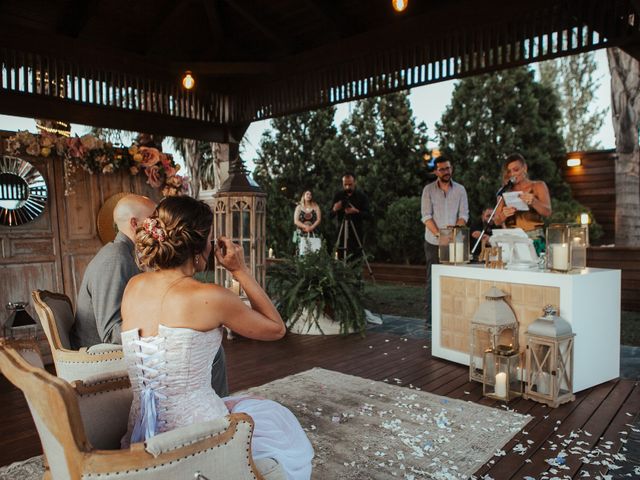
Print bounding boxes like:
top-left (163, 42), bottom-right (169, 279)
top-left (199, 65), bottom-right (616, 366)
top-left (392, 0), bottom-right (408, 12)
top-left (182, 71), bottom-right (195, 90)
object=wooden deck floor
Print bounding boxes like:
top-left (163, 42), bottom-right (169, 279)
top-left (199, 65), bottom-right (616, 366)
top-left (2, 331), bottom-right (639, 478)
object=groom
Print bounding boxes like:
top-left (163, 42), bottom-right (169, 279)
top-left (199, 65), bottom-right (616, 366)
top-left (71, 194), bottom-right (229, 396)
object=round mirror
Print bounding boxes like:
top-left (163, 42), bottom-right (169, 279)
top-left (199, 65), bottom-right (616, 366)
top-left (0, 156), bottom-right (48, 226)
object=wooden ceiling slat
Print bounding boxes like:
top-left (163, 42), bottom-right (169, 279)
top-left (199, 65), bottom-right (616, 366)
top-left (0, 0), bottom-right (638, 138)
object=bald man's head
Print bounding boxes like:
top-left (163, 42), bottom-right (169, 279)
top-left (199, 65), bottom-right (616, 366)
top-left (113, 194), bottom-right (156, 241)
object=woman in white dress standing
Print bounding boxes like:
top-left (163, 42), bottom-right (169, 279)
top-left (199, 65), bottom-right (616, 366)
top-left (120, 195), bottom-right (313, 480)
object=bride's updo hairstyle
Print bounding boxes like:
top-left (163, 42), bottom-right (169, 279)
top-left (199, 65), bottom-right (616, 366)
top-left (136, 196), bottom-right (213, 271)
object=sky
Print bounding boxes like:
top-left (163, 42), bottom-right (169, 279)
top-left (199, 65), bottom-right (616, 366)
top-left (0, 50), bottom-right (614, 171)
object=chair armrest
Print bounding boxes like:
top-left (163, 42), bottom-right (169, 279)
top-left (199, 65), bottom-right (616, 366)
top-left (85, 343), bottom-right (123, 355)
top-left (145, 415), bottom-right (235, 457)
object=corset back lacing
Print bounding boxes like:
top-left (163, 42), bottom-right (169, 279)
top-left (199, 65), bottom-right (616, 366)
top-left (130, 336), bottom-right (168, 443)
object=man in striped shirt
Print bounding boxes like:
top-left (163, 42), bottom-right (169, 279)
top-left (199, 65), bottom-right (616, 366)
top-left (421, 156), bottom-right (469, 324)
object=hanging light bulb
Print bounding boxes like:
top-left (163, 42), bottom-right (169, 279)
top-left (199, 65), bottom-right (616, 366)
top-left (182, 71), bottom-right (195, 90)
top-left (392, 0), bottom-right (408, 12)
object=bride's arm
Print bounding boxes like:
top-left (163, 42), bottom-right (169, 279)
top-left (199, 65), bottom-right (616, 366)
top-left (213, 237), bottom-right (285, 340)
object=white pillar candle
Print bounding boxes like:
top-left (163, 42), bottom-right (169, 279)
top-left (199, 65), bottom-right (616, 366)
top-left (536, 372), bottom-right (550, 395)
top-left (449, 242), bottom-right (465, 263)
top-left (268, 247), bottom-right (274, 258)
top-left (551, 243), bottom-right (569, 270)
top-left (495, 372), bottom-right (507, 398)
top-left (230, 279), bottom-right (241, 296)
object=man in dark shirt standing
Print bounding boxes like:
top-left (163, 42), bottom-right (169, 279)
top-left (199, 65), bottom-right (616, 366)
top-left (330, 173), bottom-right (370, 259)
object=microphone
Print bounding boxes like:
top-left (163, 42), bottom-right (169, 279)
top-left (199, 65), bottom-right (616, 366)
top-left (496, 177), bottom-right (516, 196)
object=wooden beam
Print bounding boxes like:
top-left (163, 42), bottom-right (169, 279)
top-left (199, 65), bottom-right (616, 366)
top-left (300, 0), bottom-right (354, 40)
top-left (55, 0), bottom-right (99, 38)
top-left (0, 90), bottom-right (231, 142)
top-left (144, 0), bottom-right (193, 56)
top-left (202, 0), bottom-right (225, 56)
top-left (172, 61), bottom-right (276, 76)
top-left (0, 25), bottom-right (173, 80)
top-left (221, 0), bottom-right (291, 54)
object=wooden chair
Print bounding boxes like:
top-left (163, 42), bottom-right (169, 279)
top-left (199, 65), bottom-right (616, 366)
top-left (0, 341), bottom-right (286, 480)
top-left (31, 289), bottom-right (126, 382)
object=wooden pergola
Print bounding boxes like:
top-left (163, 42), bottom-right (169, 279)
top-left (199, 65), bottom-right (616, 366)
top-left (1, 0), bottom-right (639, 142)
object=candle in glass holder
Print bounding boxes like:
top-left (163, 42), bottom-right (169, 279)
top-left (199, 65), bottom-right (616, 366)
top-left (536, 372), bottom-right (550, 395)
top-left (268, 247), bottom-right (274, 258)
top-left (495, 372), bottom-right (507, 398)
top-left (551, 243), bottom-right (569, 271)
top-left (449, 242), bottom-right (464, 263)
top-left (230, 279), bottom-right (241, 296)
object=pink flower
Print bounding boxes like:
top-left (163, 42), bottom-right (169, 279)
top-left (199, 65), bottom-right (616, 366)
top-left (163, 163), bottom-right (177, 178)
top-left (144, 165), bottom-right (162, 188)
top-left (80, 134), bottom-right (102, 150)
top-left (139, 147), bottom-right (161, 167)
top-left (66, 137), bottom-right (86, 159)
top-left (55, 136), bottom-right (67, 156)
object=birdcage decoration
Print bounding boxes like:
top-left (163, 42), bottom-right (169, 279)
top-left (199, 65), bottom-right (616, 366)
top-left (469, 287), bottom-right (518, 383)
top-left (213, 148), bottom-right (266, 291)
top-left (523, 305), bottom-right (575, 408)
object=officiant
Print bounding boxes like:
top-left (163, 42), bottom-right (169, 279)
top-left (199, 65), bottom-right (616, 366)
top-left (493, 153), bottom-right (552, 254)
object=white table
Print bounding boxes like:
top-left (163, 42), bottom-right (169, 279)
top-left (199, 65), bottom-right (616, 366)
top-left (432, 264), bottom-right (621, 392)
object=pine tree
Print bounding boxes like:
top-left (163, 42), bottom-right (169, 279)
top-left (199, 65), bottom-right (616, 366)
top-left (339, 91), bottom-right (431, 260)
top-left (253, 107), bottom-right (343, 255)
top-left (539, 52), bottom-right (607, 151)
top-left (436, 67), bottom-right (568, 224)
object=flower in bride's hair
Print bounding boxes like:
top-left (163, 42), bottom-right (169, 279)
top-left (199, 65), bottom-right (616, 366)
top-left (143, 218), bottom-right (166, 242)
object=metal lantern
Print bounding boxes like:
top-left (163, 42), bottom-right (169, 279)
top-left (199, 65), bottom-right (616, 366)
top-left (523, 305), bottom-right (575, 408)
top-left (546, 224), bottom-right (587, 272)
top-left (482, 346), bottom-right (522, 401)
top-left (439, 225), bottom-right (470, 265)
top-left (469, 287), bottom-right (518, 382)
top-left (3, 302), bottom-right (38, 340)
top-left (213, 149), bottom-right (266, 291)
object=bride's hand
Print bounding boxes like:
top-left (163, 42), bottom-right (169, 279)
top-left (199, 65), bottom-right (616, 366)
top-left (215, 236), bottom-right (248, 274)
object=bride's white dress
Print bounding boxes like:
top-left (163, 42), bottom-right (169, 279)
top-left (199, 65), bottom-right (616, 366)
top-left (120, 325), bottom-right (313, 480)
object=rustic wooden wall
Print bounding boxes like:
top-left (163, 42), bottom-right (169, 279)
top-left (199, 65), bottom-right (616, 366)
top-left (0, 130), bottom-right (159, 330)
top-left (561, 150), bottom-right (616, 245)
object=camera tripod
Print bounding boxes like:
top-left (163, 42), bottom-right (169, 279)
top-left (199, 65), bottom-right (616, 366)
top-left (334, 215), bottom-right (375, 280)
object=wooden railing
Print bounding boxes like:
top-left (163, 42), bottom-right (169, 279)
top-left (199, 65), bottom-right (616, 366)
top-left (360, 247), bottom-right (640, 312)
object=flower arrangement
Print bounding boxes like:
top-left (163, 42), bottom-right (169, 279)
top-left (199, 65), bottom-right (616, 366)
top-left (5, 130), bottom-right (187, 196)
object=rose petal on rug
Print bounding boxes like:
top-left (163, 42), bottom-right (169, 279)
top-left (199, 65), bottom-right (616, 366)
top-left (237, 368), bottom-right (532, 480)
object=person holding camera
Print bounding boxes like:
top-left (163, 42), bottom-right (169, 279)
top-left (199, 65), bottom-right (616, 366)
top-left (330, 173), bottom-right (370, 259)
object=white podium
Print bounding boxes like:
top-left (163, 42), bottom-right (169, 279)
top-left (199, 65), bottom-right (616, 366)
top-left (432, 264), bottom-right (621, 392)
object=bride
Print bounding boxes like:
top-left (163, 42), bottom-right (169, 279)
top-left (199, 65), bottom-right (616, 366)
top-left (120, 195), bottom-right (313, 479)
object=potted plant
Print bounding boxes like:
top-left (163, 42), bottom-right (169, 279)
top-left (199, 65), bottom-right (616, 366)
top-left (266, 247), bottom-right (367, 335)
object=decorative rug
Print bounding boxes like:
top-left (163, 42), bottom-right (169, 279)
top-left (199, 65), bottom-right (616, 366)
top-left (0, 455), bottom-right (43, 480)
top-left (0, 368), bottom-right (531, 480)
top-left (240, 368), bottom-right (532, 479)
